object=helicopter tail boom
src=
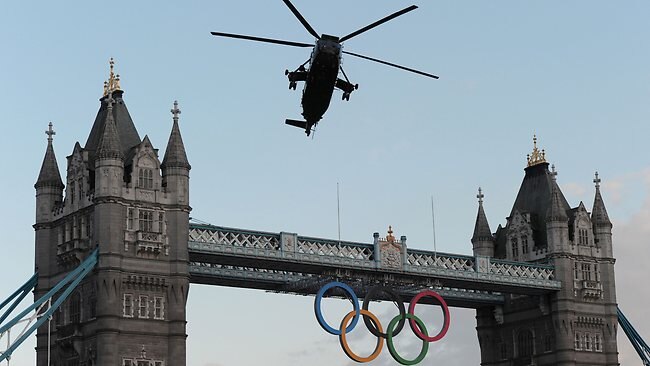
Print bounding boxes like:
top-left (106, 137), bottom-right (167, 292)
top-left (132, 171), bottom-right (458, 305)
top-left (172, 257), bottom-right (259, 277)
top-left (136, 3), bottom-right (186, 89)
top-left (285, 119), bottom-right (315, 136)
top-left (285, 119), bottom-right (308, 129)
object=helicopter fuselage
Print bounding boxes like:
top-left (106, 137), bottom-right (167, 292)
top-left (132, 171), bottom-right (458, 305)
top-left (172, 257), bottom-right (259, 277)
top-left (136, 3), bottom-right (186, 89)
top-left (301, 35), bottom-right (342, 124)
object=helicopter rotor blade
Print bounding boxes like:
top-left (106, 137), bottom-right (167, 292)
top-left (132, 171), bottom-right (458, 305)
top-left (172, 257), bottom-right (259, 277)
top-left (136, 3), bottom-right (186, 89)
top-left (210, 32), bottom-right (314, 48)
top-left (339, 5), bottom-right (418, 43)
top-left (342, 50), bottom-right (439, 79)
top-left (282, 0), bottom-right (321, 40)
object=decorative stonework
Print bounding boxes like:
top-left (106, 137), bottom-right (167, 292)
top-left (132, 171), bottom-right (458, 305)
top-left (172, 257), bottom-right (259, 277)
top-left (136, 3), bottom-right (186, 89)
top-left (526, 134), bottom-right (546, 167)
top-left (379, 226), bottom-right (403, 269)
top-left (103, 58), bottom-right (122, 96)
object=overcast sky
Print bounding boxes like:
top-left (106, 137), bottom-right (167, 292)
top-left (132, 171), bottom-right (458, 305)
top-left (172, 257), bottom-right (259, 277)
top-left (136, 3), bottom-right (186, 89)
top-left (1, 1), bottom-right (650, 365)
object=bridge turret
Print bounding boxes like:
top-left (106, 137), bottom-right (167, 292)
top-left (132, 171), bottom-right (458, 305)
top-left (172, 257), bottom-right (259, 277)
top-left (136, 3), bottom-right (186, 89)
top-left (94, 94), bottom-right (125, 199)
top-left (591, 171), bottom-right (613, 258)
top-left (35, 122), bottom-right (64, 224)
top-left (545, 170), bottom-right (570, 254)
top-left (34, 122), bottom-right (64, 286)
top-left (161, 100), bottom-right (191, 206)
top-left (471, 187), bottom-right (494, 257)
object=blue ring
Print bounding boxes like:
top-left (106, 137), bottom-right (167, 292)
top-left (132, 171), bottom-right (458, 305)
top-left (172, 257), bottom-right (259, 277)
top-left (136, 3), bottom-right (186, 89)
top-left (314, 281), bottom-right (360, 335)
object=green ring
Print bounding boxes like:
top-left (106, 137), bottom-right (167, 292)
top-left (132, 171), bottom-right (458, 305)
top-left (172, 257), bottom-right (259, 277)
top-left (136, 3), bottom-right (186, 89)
top-left (386, 313), bottom-right (429, 365)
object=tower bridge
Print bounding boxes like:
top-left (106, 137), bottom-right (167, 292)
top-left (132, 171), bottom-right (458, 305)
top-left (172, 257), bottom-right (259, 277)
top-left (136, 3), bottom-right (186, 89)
top-left (187, 223), bottom-right (560, 308)
top-left (13, 60), bottom-right (630, 365)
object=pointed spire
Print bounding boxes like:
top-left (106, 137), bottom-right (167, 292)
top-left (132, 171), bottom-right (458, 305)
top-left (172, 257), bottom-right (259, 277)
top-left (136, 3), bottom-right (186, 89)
top-left (472, 187), bottom-right (493, 242)
top-left (35, 122), bottom-right (64, 189)
top-left (546, 180), bottom-right (568, 222)
top-left (592, 171), bottom-right (612, 226)
top-left (550, 164), bottom-right (557, 181)
top-left (96, 94), bottom-right (124, 160)
top-left (162, 101), bottom-right (191, 170)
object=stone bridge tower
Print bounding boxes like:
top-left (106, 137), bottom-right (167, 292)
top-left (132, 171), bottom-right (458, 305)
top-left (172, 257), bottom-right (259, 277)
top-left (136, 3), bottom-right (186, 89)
top-left (472, 137), bottom-right (618, 365)
top-left (34, 60), bottom-right (191, 366)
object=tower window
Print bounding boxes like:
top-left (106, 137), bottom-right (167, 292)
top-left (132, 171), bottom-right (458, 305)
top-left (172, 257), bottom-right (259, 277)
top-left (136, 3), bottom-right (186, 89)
top-left (581, 263), bottom-right (592, 281)
top-left (511, 237), bottom-right (519, 258)
top-left (499, 342), bottom-right (507, 360)
top-left (86, 215), bottom-right (93, 239)
top-left (516, 329), bottom-right (534, 357)
top-left (139, 295), bottom-right (149, 318)
top-left (578, 228), bottom-right (589, 245)
top-left (585, 333), bottom-right (592, 351)
top-left (69, 292), bottom-right (81, 324)
top-left (157, 212), bottom-right (164, 233)
top-left (153, 296), bottom-right (165, 320)
top-left (127, 208), bottom-right (135, 230)
top-left (139, 210), bottom-right (154, 232)
top-left (575, 332), bottom-right (581, 350)
top-left (521, 236), bottom-right (529, 254)
top-left (595, 333), bottom-right (602, 352)
top-left (123, 294), bottom-right (134, 318)
top-left (544, 334), bottom-right (552, 352)
top-left (87, 291), bottom-right (96, 320)
top-left (73, 216), bottom-right (79, 239)
top-left (138, 169), bottom-right (154, 189)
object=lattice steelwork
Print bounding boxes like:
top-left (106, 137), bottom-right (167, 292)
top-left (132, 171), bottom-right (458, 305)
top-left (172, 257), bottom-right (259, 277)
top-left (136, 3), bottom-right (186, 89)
top-left (490, 260), bottom-right (555, 281)
top-left (188, 223), bottom-right (562, 307)
top-left (189, 226), bottom-right (280, 250)
top-left (408, 251), bottom-right (474, 271)
top-left (297, 238), bottom-right (372, 260)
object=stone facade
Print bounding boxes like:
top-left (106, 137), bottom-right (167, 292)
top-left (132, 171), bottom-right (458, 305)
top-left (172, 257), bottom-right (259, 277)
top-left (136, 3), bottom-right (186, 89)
top-left (34, 65), bottom-right (190, 366)
top-left (471, 142), bottom-right (618, 365)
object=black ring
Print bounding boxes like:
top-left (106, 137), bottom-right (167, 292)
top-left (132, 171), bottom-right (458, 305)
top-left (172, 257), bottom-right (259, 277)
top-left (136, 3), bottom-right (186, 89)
top-left (362, 286), bottom-right (406, 338)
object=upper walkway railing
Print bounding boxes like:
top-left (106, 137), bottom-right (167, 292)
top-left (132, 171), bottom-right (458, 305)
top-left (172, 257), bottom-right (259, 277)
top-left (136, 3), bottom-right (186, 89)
top-left (187, 224), bottom-right (561, 299)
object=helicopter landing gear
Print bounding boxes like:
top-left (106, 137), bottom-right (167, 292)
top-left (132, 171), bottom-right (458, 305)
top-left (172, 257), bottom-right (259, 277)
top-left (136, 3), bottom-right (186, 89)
top-left (286, 62), bottom-right (309, 90)
top-left (336, 78), bottom-right (357, 101)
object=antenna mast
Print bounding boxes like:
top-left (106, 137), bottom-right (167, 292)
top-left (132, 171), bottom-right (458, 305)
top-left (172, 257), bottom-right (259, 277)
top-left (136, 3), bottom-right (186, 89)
top-left (337, 182), bottom-right (341, 244)
top-left (431, 195), bottom-right (437, 259)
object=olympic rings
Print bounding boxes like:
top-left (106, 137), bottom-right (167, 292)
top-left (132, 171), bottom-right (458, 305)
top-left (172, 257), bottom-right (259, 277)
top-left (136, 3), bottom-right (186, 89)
top-left (314, 282), bottom-right (451, 365)
top-left (314, 281), bottom-right (360, 335)
top-left (408, 290), bottom-right (450, 342)
top-left (387, 314), bottom-right (429, 365)
top-left (340, 309), bottom-right (384, 362)
top-left (362, 286), bottom-right (406, 338)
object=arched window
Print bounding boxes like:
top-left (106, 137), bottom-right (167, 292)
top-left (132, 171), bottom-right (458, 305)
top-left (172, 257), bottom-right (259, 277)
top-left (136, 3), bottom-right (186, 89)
top-left (521, 235), bottom-right (529, 254)
top-left (517, 329), bottom-right (534, 357)
top-left (511, 237), bottom-right (519, 258)
top-left (69, 292), bottom-right (81, 324)
top-left (138, 169), bottom-right (154, 189)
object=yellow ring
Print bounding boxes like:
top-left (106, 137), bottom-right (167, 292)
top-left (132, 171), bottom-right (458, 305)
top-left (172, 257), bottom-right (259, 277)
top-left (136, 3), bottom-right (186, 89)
top-left (339, 309), bottom-right (384, 363)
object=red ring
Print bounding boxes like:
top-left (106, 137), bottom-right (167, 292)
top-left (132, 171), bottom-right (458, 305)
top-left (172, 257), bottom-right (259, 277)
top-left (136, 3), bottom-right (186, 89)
top-left (407, 290), bottom-right (450, 342)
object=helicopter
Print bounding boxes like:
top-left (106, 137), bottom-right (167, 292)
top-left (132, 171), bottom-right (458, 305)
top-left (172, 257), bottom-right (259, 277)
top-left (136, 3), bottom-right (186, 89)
top-left (211, 0), bottom-right (438, 136)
